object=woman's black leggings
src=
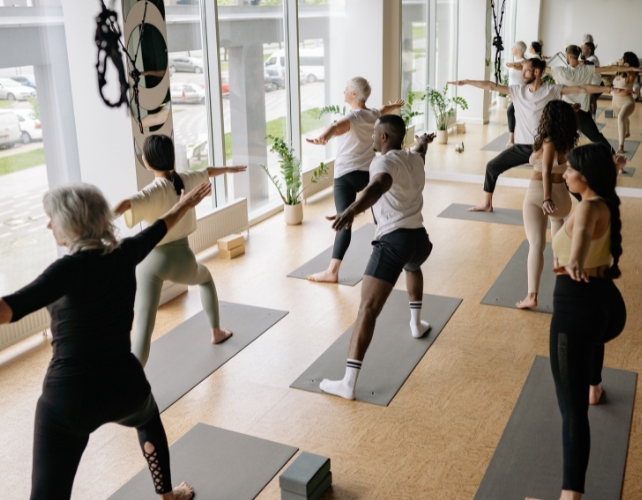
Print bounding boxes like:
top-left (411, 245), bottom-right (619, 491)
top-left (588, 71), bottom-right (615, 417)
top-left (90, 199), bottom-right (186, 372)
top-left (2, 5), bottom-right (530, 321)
top-left (550, 275), bottom-right (626, 493)
top-left (332, 170), bottom-right (370, 260)
top-left (507, 103), bottom-right (516, 133)
top-left (31, 356), bottom-right (172, 499)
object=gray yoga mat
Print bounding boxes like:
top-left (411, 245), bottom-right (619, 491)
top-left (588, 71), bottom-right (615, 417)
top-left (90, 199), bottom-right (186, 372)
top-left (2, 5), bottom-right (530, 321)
top-left (290, 290), bottom-right (462, 406)
top-left (145, 303), bottom-right (288, 412)
top-left (481, 240), bottom-right (554, 314)
top-left (438, 203), bottom-right (527, 226)
top-left (596, 106), bottom-right (605, 117)
top-left (107, 423), bottom-right (298, 500)
top-left (620, 167), bottom-right (636, 178)
top-left (287, 223), bottom-right (375, 286)
top-left (481, 132), bottom-right (518, 152)
top-left (607, 139), bottom-right (640, 161)
top-left (474, 356), bottom-right (636, 500)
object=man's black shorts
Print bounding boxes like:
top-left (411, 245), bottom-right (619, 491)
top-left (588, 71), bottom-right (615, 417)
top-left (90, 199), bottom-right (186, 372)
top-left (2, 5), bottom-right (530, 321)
top-left (364, 227), bottom-right (432, 285)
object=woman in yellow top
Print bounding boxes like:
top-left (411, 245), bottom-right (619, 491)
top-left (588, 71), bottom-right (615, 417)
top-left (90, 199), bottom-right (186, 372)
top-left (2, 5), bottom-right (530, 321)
top-left (548, 143), bottom-right (626, 500)
top-left (610, 52), bottom-right (639, 155)
top-left (114, 134), bottom-right (246, 366)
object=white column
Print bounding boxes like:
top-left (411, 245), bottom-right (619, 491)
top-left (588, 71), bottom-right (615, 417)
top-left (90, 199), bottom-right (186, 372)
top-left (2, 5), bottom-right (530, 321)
top-left (456, 0), bottom-right (492, 124)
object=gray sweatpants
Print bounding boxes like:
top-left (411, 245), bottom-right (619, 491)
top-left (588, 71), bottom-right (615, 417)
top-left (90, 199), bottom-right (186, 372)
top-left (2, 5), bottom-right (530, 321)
top-left (132, 237), bottom-right (219, 366)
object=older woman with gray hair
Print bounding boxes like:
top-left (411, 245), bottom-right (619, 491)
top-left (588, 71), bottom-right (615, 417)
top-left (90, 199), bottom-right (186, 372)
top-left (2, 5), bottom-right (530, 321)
top-left (506, 41), bottom-right (527, 147)
top-left (0, 182), bottom-right (211, 500)
top-left (305, 76), bottom-right (405, 283)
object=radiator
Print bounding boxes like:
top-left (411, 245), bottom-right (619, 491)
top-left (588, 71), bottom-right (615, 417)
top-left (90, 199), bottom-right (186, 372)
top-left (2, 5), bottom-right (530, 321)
top-left (0, 307), bottom-right (49, 352)
top-left (188, 197), bottom-right (249, 254)
top-left (302, 159), bottom-right (334, 202)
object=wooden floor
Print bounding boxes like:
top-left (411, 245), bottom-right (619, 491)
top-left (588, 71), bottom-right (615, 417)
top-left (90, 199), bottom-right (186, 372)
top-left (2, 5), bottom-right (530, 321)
top-left (1, 120), bottom-right (642, 499)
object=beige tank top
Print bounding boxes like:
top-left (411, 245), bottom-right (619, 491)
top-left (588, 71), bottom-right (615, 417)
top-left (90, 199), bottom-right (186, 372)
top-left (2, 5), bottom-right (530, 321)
top-left (612, 75), bottom-right (635, 103)
top-left (529, 151), bottom-right (566, 174)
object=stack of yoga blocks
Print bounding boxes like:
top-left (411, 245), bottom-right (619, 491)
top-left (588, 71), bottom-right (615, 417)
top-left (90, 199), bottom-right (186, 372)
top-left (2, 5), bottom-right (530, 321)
top-left (218, 234), bottom-right (245, 259)
top-left (279, 452), bottom-right (332, 500)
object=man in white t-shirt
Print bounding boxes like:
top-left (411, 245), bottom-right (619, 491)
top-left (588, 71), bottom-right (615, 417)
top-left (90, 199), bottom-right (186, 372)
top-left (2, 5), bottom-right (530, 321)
top-left (449, 58), bottom-right (621, 212)
top-left (319, 115), bottom-right (435, 401)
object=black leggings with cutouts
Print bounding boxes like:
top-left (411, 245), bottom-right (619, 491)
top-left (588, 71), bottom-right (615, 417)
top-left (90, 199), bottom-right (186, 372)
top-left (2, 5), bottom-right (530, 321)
top-left (550, 275), bottom-right (626, 493)
top-left (30, 355), bottom-right (172, 499)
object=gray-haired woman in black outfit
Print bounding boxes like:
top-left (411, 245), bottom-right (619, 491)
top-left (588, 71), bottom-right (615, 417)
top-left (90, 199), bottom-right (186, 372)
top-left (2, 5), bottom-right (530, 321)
top-left (0, 181), bottom-right (212, 500)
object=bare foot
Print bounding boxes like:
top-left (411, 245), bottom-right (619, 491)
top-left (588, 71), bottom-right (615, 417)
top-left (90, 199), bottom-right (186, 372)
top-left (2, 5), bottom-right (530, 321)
top-left (468, 193), bottom-right (493, 212)
top-left (560, 489), bottom-right (583, 500)
top-left (162, 481), bottom-right (194, 500)
top-left (589, 384), bottom-right (603, 405)
top-left (307, 268), bottom-right (339, 283)
top-left (616, 147), bottom-right (625, 155)
top-left (516, 293), bottom-right (538, 309)
top-left (211, 327), bottom-right (233, 344)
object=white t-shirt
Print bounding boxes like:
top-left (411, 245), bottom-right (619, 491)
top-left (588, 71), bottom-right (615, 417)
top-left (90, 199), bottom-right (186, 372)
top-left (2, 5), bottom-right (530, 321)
top-left (508, 58), bottom-right (525, 86)
top-left (585, 55), bottom-right (602, 85)
top-left (369, 149), bottom-right (425, 239)
top-left (334, 108), bottom-right (381, 178)
top-left (509, 84), bottom-right (564, 145)
top-left (124, 169), bottom-right (209, 246)
top-left (551, 64), bottom-right (595, 112)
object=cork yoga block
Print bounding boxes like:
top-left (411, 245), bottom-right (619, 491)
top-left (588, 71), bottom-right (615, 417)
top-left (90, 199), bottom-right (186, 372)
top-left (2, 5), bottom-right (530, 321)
top-left (220, 245), bottom-right (245, 259)
top-left (218, 234), bottom-right (244, 251)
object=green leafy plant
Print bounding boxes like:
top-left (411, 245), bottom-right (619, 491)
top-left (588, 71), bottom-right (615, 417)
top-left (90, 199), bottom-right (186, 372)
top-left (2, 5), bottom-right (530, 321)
top-left (400, 90), bottom-right (424, 129)
top-left (425, 84), bottom-right (468, 131)
top-left (498, 75), bottom-right (509, 97)
top-left (316, 104), bottom-right (346, 120)
top-left (260, 135), bottom-right (329, 205)
top-left (542, 73), bottom-right (556, 85)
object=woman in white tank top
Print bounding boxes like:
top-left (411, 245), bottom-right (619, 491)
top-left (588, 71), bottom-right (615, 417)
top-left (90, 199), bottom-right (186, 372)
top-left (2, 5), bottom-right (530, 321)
top-left (304, 76), bottom-right (405, 283)
top-left (517, 100), bottom-right (576, 310)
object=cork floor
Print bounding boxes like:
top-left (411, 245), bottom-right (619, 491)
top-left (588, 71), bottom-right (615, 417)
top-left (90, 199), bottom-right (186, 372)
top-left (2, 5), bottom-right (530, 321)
top-left (1, 155), bottom-right (642, 498)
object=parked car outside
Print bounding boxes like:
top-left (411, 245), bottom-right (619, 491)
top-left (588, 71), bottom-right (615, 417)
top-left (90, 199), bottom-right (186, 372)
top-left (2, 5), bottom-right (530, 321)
top-left (265, 49), bottom-right (324, 83)
top-left (14, 110), bottom-right (42, 143)
top-left (0, 111), bottom-right (21, 148)
top-left (0, 78), bottom-right (37, 101)
top-left (170, 82), bottom-right (205, 104)
top-left (169, 57), bottom-right (204, 73)
top-left (10, 75), bottom-right (36, 88)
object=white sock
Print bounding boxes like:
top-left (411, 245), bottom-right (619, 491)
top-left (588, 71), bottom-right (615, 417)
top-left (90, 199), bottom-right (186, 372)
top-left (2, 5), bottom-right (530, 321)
top-left (319, 359), bottom-right (361, 400)
top-left (409, 301), bottom-right (430, 338)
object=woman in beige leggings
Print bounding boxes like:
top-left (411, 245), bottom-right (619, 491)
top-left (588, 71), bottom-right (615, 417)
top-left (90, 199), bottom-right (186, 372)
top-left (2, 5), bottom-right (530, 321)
top-left (517, 101), bottom-right (577, 309)
top-left (611, 52), bottom-right (639, 156)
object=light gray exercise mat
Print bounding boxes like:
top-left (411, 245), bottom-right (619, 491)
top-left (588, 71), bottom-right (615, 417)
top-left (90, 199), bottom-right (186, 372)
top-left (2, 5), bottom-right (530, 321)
top-left (481, 240), bottom-right (554, 314)
top-left (287, 223), bottom-right (375, 286)
top-left (607, 139), bottom-right (640, 161)
top-left (481, 132), bottom-right (520, 152)
top-left (620, 167), bottom-right (636, 178)
top-left (596, 106), bottom-right (605, 117)
top-left (107, 423), bottom-right (298, 500)
top-left (438, 203), bottom-right (528, 226)
top-left (474, 356), bottom-right (636, 500)
top-left (145, 303), bottom-right (288, 412)
top-left (290, 290), bottom-right (462, 406)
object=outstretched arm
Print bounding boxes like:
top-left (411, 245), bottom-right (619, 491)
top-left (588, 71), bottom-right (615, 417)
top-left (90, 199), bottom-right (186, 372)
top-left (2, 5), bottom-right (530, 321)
top-left (327, 173), bottom-right (393, 231)
top-left (561, 84), bottom-right (624, 95)
top-left (411, 133), bottom-right (436, 162)
top-left (379, 99), bottom-right (405, 115)
top-left (113, 199), bottom-right (132, 217)
top-left (206, 165), bottom-right (247, 177)
top-left (594, 64), bottom-right (642, 74)
top-left (306, 117), bottom-right (351, 145)
top-left (448, 79), bottom-right (509, 95)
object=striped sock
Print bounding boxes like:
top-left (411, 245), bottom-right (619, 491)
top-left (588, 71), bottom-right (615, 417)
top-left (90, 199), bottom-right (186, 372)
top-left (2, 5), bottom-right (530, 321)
top-left (409, 301), bottom-right (430, 338)
top-left (320, 358), bottom-right (362, 400)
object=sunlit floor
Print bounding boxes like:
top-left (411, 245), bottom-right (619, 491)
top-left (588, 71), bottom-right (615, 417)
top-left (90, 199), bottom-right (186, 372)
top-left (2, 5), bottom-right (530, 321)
top-left (1, 111), bottom-right (642, 499)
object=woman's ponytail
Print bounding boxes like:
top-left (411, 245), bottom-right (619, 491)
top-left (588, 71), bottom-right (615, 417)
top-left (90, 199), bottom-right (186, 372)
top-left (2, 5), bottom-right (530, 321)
top-left (169, 171), bottom-right (185, 196)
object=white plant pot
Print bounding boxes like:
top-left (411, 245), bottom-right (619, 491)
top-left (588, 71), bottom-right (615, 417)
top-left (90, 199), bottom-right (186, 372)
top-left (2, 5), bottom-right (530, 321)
top-left (497, 96), bottom-right (508, 109)
top-left (284, 203), bottom-right (303, 225)
top-left (436, 130), bottom-right (448, 144)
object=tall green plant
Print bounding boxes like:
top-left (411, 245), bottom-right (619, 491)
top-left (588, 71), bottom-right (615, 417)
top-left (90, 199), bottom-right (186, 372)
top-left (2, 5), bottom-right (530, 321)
top-left (400, 90), bottom-right (424, 129)
top-left (260, 136), bottom-right (329, 205)
top-left (316, 104), bottom-right (346, 120)
top-left (425, 84), bottom-right (468, 131)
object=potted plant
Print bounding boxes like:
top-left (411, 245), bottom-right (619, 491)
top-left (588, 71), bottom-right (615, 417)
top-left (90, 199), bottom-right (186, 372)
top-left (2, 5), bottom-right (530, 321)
top-left (497, 75), bottom-right (509, 109)
top-left (400, 90), bottom-right (424, 147)
top-left (260, 136), bottom-right (329, 225)
top-left (426, 84), bottom-right (468, 144)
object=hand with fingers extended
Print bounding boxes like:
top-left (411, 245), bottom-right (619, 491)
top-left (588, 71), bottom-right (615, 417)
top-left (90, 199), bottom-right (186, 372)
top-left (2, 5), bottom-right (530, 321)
top-left (179, 182), bottom-right (212, 209)
top-left (542, 199), bottom-right (557, 215)
top-left (554, 261), bottom-right (590, 282)
top-left (225, 165), bottom-right (247, 173)
top-left (416, 132), bottom-right (436, 146)
top-left (306, 135), bottom-right (331, 145)
top-left (327, 208), bottom-right (356, 232)
top-left (388, 99), bottom-right (405, 108)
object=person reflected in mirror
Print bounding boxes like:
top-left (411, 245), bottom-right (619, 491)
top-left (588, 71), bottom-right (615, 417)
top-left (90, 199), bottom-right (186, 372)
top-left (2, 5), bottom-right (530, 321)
top-left (319, 116), bottom-right (435, 400)
top-left (305, 77), bottom-right (405, 283)
top-left (113, 134), bottom-right (246, 366)
top-left (610, 52), bottom-right (640, 155)
top-left (0, 182), bottom-right (211, 500)
top-left (579, 42), bottom-right (602, 118)
top-left (506, 41), bottom-right (527, 148)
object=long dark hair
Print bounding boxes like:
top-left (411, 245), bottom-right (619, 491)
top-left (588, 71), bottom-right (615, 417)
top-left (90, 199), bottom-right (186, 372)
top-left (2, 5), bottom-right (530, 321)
top-left (531, 40), bottom-right (543, 57)
top-left (567, 144), bottom-right (622, 278)
top-left (533, 100), bottom-right (579, 154)
top-left (143, 134), bottom-right (185, 195)
top-left (622, 51), bottom-right (640, 68)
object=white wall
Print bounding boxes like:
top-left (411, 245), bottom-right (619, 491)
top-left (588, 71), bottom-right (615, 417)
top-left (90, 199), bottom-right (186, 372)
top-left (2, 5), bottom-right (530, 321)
top-left (514, 0), bottom-right (541, 50)
top-left (540, 0), bottom-right (642, 65)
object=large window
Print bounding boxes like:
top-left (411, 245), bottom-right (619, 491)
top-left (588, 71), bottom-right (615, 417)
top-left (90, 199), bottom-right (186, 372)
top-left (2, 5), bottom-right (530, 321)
top-left (401, 0), bottom-right (429, 133)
